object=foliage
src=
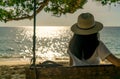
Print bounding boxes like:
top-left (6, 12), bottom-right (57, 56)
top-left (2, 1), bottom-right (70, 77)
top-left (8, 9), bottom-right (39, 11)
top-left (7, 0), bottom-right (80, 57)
top-left (0, 0), bottom-right (120, 22)
top-left (0, 0), bottom-right (87, 22)
top-left (0, 0), bottom-right (44, 22)
top-left (95, 0), bottom-right (120, 6)
top-left (44, 0), bottom-right (87, 16)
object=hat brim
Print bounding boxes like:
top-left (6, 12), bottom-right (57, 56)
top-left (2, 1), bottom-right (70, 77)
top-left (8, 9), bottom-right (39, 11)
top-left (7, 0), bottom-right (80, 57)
top-left (71, 21), bottom-right (103, 35)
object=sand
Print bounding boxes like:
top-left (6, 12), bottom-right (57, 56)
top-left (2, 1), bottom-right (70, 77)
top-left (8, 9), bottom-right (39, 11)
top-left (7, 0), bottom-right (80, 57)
top-left (0, 58), bottom-right (30, 79)
top-left (0, 58), bottom-right (69, 79)
top-left (0, 65), bottom-right (27, 79)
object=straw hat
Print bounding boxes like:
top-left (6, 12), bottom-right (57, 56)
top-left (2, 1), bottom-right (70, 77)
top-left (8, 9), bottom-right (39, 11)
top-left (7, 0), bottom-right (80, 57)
top-left (71, 13), bottom-right (103, 35)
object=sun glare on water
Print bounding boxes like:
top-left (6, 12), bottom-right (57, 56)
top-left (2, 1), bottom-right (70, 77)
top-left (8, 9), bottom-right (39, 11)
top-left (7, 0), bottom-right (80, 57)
top-left (36, 26), bottom-right (69, 37)
top-left (23, 26), bottom-right (70, 61)
top-left (36, 50), bottom-right (62, 60)
top-left (22, 26), bottom-right (69, 37)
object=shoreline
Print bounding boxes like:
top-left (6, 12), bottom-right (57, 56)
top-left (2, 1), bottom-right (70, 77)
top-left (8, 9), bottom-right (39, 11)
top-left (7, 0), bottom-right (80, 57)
top-left (0, 57), bottom-right (111, 66)
top-left (0, 58), bottom-right (70, 66)
top-left (0, 58), bottom-right (31, 66)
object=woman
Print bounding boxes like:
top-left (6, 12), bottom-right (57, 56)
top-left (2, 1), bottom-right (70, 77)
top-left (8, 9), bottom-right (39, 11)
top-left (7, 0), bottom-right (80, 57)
top-left (68, 12), bottom-right (120, 66)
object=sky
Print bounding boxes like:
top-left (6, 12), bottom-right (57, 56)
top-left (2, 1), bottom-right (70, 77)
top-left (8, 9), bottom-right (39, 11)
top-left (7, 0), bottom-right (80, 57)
top-left (0, 0), bottom-right (120, 27)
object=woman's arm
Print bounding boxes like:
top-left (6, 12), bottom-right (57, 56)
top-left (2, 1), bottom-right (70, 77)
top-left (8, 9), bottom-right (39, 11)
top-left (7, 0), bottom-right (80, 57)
top-left (106, 54), bottom-right (120, 66)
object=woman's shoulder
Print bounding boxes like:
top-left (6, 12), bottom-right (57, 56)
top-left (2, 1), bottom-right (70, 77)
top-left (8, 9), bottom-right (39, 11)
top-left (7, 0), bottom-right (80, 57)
top-left (96, 40), bottom-right (111, 60)
top-left (98, 40), bottom-right (106, 47)
top-left (97, 40), bottom-right (109, 51)
top-left (99, 40), bottom-right (104, 44)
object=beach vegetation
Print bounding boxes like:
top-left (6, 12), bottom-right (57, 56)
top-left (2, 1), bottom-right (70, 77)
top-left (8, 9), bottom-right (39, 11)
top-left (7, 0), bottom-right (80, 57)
top-left (0, 0), bottom-right (119, 22)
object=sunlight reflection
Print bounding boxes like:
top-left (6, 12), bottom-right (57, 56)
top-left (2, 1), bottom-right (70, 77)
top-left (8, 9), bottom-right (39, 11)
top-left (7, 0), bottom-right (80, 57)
top-left (17, 26), bottom-right (70, 61)
top-left (22, 26), bottom-right (69, 38)
top-left (36, 51), bottom-right (62, 61)
top-left (36, 26), bottom-right (68, 37)
top-left (44, 51), bottom-right (56, 60)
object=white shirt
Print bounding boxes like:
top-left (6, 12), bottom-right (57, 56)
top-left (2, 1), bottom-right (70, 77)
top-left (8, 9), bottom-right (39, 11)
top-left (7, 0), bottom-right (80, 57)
top-left (68, 41), bottom-right (111, 66)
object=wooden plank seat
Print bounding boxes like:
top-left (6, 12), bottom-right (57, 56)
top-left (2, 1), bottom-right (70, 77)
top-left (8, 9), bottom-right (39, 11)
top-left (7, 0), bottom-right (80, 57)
top-left (25, 61), bottom-right (120, 79)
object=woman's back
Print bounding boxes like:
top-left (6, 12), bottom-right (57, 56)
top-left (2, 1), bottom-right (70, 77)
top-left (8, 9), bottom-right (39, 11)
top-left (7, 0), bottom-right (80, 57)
top-left (69, 33), bottom-right (99, 60)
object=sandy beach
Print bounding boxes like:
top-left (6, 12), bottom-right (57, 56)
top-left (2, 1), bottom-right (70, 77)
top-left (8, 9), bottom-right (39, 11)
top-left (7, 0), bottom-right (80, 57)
top-left (0, 58), bottom-right (30, 79)
top-left (0, 58), bottom-right (69, 79)
top-left (0, 65), bottom-right (27, 79)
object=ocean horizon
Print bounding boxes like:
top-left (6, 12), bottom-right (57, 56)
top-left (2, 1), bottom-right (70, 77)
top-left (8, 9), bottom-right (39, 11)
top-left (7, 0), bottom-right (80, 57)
top-left (0, 26), bottom-right (120, 62)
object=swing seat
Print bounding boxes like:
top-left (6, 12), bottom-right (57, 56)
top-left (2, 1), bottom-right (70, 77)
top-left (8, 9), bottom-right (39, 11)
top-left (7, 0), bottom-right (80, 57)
top-left (25, 62), bottom-right (120, 79)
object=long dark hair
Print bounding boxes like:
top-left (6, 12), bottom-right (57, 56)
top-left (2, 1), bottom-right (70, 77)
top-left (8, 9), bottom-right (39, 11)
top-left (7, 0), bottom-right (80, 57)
top-left (69, 33), bottom-right (99, 60)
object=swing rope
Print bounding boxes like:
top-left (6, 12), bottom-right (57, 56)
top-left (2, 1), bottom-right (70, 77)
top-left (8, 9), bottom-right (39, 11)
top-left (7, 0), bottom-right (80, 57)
top-left (30, 0), bottom-right (38, 79)
top-left (32, 0), bottom-right (36, 68)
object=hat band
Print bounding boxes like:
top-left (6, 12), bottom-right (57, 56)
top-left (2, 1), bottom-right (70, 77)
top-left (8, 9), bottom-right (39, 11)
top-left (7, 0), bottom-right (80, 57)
top-left (77, 24), bottom-right (96, 30)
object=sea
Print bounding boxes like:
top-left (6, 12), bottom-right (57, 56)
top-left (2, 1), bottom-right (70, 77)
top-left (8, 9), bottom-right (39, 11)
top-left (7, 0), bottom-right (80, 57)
top-left (0, 26), bottom-right (120, 62)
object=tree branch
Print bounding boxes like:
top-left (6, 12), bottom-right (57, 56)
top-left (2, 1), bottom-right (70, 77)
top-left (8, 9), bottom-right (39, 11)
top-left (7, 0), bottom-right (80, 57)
top-left (6, 0), bottom-right (50, 22)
